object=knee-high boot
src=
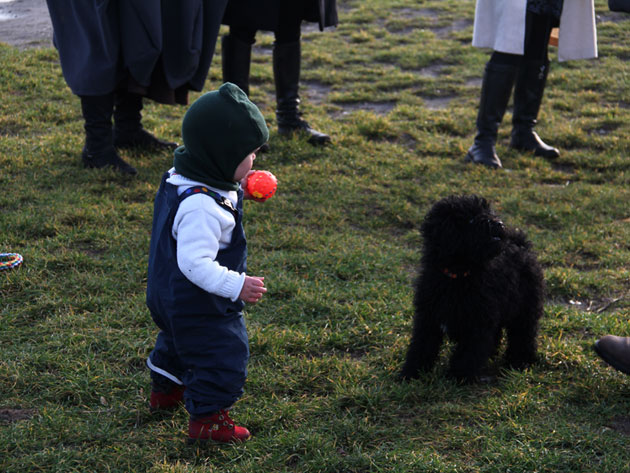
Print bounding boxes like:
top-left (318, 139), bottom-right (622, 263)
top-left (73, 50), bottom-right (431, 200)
top-left (80, 94), bottom-right (137, 175)
top-left (113, 90), bottom-right (178, 151)
top-left (273, 41), bottom-right (330, 146)
top-left (221, 34), bottom-right (252, 96)
top-left (509, 60), bottom-right (559, 159)
top-left (465, 62), bottom-right (518, 169)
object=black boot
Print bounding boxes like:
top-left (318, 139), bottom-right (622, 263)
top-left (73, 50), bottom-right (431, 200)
top-left (509, 60), bottom-right (559, 159)
top-left (465, 62), bottom-right (518, 169)
top-left (221, 34), bottom-right (252, 96)
top-left (113, 90), bottom-right (178, 151)
top-left (80, 94), bottom-right (137, 175)
top-left (273, 41), bottom-right (330, 146)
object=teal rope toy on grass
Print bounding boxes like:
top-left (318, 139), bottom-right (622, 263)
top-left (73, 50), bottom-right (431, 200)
top-left (0, 253), bottom-right (23, 271)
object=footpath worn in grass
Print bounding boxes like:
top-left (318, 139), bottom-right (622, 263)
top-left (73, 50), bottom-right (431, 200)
top-left (1, 1), bottom-right (629, 471)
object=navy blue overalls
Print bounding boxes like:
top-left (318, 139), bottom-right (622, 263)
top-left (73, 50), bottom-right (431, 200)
top-left (146, 172), bottom-right (249, 417)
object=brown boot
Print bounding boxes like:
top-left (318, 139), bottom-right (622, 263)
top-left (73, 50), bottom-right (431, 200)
top-left (594, 335), bottom-right (630, 374)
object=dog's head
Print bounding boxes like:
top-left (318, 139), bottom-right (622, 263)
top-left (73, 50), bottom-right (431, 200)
top-left (420, 195), bottom-right (506, 270)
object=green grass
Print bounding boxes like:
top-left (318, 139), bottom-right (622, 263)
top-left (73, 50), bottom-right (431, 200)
top-left (1, 0), bottom-right (630, 471)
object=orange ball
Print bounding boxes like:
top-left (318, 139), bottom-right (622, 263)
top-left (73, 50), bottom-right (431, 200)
top-left (246, 170), bottom-right (277, 202)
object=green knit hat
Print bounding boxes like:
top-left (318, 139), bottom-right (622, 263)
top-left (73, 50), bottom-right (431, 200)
top-left (173, 83), bottom-right (269, 191)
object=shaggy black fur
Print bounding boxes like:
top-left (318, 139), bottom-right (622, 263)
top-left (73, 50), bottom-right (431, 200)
top-left (400, 195), bottom-right (544, 382)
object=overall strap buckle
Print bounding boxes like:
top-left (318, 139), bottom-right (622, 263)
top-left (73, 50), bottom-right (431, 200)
top-left (180, 186), bottom-right (238, 218)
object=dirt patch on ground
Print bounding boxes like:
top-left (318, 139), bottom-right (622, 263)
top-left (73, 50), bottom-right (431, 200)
top-left (0, 0), bottom-right (53, 50)
top-left (0, 408), bottom-right (37, 423)
top-left (609, 415), bottom-right (630, 436)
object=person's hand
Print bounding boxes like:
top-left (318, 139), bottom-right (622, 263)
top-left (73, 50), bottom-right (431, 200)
top-left (239, 276), bottom-right (266, 303)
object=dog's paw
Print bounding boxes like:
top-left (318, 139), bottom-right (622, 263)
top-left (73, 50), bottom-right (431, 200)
top-left (447, 368), bottom-right (490, 384)
top-left (505, 353), bottom-right (538, 370)
top-left (450, 373), bottom-right (477, 385)
top-left (399, 369), bottom-right (420, 382)
top-left (477, 375), bottom-right (496, 384)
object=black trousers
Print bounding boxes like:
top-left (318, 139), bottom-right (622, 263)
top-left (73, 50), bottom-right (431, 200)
top-left (490, 12), bottom-right (559, 66)
top-left (229, 0), bottom-right (303, 44)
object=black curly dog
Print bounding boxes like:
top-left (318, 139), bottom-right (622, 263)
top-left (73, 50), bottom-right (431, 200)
top-left (400, 195), bottom-right (544, 382)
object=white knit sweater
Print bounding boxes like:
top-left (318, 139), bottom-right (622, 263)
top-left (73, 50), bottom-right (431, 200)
top-left (166, 168), bottom-right (246, 302)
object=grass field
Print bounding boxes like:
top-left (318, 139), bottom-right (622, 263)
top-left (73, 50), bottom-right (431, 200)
top-left (1, 0), bottom-right (630, 471)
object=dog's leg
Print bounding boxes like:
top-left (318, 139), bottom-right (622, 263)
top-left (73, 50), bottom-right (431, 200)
top-left (505, 316), bottom-right (540, 369)
top-left (400, 319), bottom-right (443, 380)
top-left (505, 270), bottom-right (543, 369)
top-left (448, 331), bottom-right (496, 382)
top-left (489, 328), bottom-right (502, 358)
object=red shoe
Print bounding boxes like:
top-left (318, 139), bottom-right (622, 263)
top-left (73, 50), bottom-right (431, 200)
top-left (150, 385), bottom-right (185, 411)
top-left (188, 410), bottom-right (251, 444)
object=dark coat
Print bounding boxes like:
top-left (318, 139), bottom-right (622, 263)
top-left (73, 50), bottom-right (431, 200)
top-left (46, 0), bottom-right (228, 102)
top-left (222, 0), bottom-right (338, 32)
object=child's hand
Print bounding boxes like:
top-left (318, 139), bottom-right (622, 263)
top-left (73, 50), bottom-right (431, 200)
top-left (239, 276), bottom-right (266, 303)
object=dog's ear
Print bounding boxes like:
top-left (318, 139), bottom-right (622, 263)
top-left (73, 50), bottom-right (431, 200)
top-left (421, 210), bottom-right (456, 243)
top-left (470, 195), bottom-right (490, 213)
top-left (421, 197), bottom-right (461, 243)
top-left (420, 203), bottom-right (466, 264)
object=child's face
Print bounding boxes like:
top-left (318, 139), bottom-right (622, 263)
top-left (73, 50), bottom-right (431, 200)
top-left (233, 150), bottom-right (258, 182)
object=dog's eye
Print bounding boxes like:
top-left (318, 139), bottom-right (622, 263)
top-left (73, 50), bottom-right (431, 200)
top-left (469, 215), bottom-right (492, 227)
top-left (469, 215), bottom-right (493, 224)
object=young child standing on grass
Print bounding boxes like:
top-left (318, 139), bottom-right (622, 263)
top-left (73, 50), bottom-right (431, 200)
top-left (145, 82), bottom-right (269, 443)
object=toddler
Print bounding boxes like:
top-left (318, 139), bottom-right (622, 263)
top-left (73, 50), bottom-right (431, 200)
top-left (146, 83), bottom-right (269, 443)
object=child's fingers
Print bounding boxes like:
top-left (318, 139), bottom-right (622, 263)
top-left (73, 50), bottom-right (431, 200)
top-left (249, 277), bottom-right (266, 289)
top-left (240, 276), bottom-right (267, 303)
top-left (245, 290), bottom-right (264, 303)
top-left (249, 286), bottom-right (266, 297)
